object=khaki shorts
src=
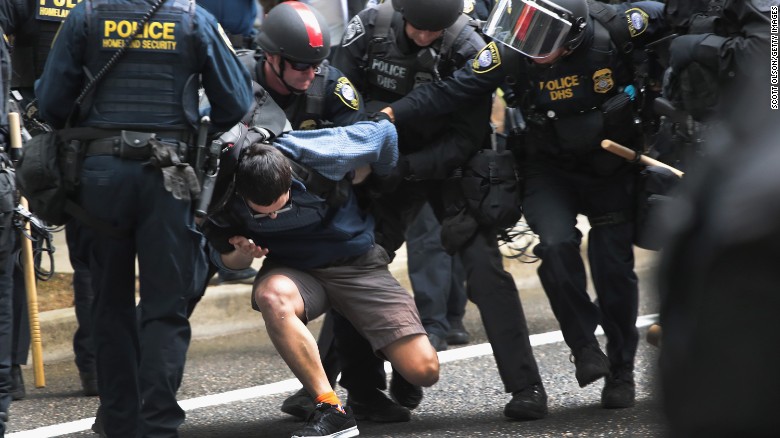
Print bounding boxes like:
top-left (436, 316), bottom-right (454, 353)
top-left (253, 245), bottom-right (425, 353)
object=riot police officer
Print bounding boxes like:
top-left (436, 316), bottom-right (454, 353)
top-left (334, 0), bottom-right (549, 420)
top-left (382, 0), bottom-right (668, 409)
top-left (34, 1), bottom-right (253, 436)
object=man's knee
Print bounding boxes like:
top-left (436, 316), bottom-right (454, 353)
top-left (253, 275), bottom-right (301, 317)
top-left (384, 334), bottom-right (440, 387)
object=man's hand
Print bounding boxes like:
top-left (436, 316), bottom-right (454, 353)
top-left (380, 106), bottom-right (395, 123)
top-left (669, 34), bottom-right (709, 72)
top-left (228, 236), bottom-right (269, 259)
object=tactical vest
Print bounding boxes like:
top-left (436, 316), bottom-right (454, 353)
top-left (365, 1), bottom-right (472, 103)
top-left (10, 0), bottom-right (84, 88)
top-left (82, 0), bottom-right (199, 130)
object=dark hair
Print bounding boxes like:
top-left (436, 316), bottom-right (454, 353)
top-left (235, 142), bottom-right (292, 206)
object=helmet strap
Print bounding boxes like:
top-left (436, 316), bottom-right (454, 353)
top-left (268, 57), bottom-right (307, 95)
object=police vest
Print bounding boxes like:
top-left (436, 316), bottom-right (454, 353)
top-left (11, 0), bottom-right (84, 88)
top-left (82, 0), bottom-right (199, 130)
top-left (365, 1), bottom-right (473, 103)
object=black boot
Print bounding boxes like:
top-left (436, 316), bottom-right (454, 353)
top-left (504, 382), bottom-right (548, 420)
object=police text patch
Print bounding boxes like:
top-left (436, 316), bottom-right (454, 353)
top-left (334, 77), bottom-right (360, 110)
top-left (36, 0), bottom-right (83, 22)
top-left (625, 8), bottom-right (649, 38)
top-left (100, 19), bottom-right (180, 52)
top-left (342, 15), bottom-right (365, 47)
top-left (472, 42), bottom-right (501, 74)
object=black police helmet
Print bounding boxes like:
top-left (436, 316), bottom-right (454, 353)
top-left (550, 0), bottom-right (589, 50)
top-left (256, 1), bottom-right (331, 64)
top-left (392, 0), bottom-right (463, 31)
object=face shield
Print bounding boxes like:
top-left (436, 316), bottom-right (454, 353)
top-left (483, 0), bottom-right (577, 58)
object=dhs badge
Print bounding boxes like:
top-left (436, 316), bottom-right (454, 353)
top-left (472, 42), bottom-right (501, 74)
top-left (593, 68), bottom-right (614, 94)
top-left (334, 77), bottom-right (360, 110)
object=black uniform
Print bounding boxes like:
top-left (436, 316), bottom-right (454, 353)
top-left (34, 1), bottom-right (253, 436)
top-left (0, 25), bottom-right (14, 432)
top-left (389, 1), bottom-right (666, 381)
top-left (334, 2), bottom-right (546, 405)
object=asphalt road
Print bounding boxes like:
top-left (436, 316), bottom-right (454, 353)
top-left (4, 261), bottom-right (666, 438)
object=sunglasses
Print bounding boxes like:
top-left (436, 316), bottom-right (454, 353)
top-left (284, 58), bottom-right (319, 72)
top-left (243, 192), bottom-right (293, 219)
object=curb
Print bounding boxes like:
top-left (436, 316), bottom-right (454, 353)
top-left (36, 224), bottom-right (659, 364)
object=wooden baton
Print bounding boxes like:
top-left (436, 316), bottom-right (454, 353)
top-left (9, 112), bottom-right (46, 388)
top-left (601, 139), bottom-right (685, 178)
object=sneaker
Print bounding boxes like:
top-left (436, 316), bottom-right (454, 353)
top-left (291, 403), bottom-right (359, 438)
top-left (389, 369), bottom-right (423, 409)
top-left (427, 332), bottom-right (448, 352)
top-left (601, 369), bottom-right (636, 409)
top-left (216, 267), bottom-right (258, 285)
top-left (570, 344), bottom-right (610, 388)
top-left (10, 364), bottom-right (25, 400)
top-left (348, 388), bottom-right (411, 422)
top-left (504, 383), bottom-right (548, 420)
top-left (445, 319), bottom-right (471, 345)
top-left (282, 388), bottom-right (316, 420)
top-left (80, 371), bottom-right (99, 397)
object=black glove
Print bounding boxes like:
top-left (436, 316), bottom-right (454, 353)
top-left (370, 156), bottom-right (410, 193)
top-left (669, 34), bottom-right (709, 73)
top-left (367, 111), bottom-right (392, 123)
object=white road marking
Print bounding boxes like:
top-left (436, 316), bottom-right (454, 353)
top-left (7, 314), bottom-right (659, 438)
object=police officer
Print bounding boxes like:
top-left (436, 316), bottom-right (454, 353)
top-left (196, 0), bottom-right (258, 49)
top-left (659, 0), bottom-right (772, 165)
top-left (0, 24), bottom-right (15, 433)
top-left (34, 0), bottom-right (253, 436)
top-left (382, 0), bottom-right (667, 409)
top-left (334, 0), bottom-right (549, 420)
top-left (249, 2), bottom-right (415, 423)
top-left (0, 0), bottom-right (101, 399)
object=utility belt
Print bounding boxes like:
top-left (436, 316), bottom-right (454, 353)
top-left (84, 130), bottom-right (192, 161)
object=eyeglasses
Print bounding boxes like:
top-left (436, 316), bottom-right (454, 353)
top-left (284, 58), bottom-right (319, 72)
top-left (243, 192), bottom-right (293, 219)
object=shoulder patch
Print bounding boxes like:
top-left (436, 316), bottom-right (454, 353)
top-left (342, 15), bottom-right (366, 47)
top-left (472, 42), bottom-right (501, 74)
top-left (217, 23), bottom-right (236, 55)
top-left (334, 77), bottom-right (360, 110)
top-left (625, 8), bottom-right (649, 38)
top-left (593, 68), bottom-right (614, 94)
top-left (464, 0), bottom-right (475, 14)
top-left (750, 0), bottom-right (780, 12)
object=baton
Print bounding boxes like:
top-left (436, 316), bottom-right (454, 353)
top-left (601, 139), bottom-right (685, 179)
top-left (9, 112), bottom-right (46, 387)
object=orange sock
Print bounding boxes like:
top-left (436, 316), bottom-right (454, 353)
top-left (314, 391), bottom-right (344, 412)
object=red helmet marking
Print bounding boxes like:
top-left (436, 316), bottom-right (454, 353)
top-left (287, 2), bottom-right (324, 48)
top-left (513, 6), bottom-right (536, 40)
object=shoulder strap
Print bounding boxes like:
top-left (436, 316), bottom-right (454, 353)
top-left (586, 0), bottom-right (634, 56)
top-left (304, 65), bottom-right (328, 117)
top-left (440, 14), bottom-right (472, 60)
top-left (368, 1), bottom-right (396, 58)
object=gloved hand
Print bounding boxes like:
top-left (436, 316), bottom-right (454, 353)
top-left (367, 111), bottom-right (392, 123)
top-left (669, 34), bottom-right (709, 73)
top-left (162, 164), bottom-right (201, 201)
top-left (371, 156), bottom-right (410, 193)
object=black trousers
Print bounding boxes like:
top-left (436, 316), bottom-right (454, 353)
top-left (522, 161), bottom-right (639, 371)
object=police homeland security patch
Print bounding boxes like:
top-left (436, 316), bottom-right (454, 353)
top-left (472, 42), bottom-right (501, 74)
top-left (334, 77), bottom-right (360, 110)
top-left (625, 8), bottom-right (649, 38)
top-left (342, 15), bottom-right (365, 47)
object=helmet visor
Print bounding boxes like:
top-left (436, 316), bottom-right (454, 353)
top-left (483, 0), bottom-right (574, 58)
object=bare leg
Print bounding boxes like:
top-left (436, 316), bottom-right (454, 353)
top-left (254, 274), bottom-right (332, 398)
top-left (382, 334), bottom-right (439, 387)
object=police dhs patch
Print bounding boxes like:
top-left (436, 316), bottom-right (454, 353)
top-left (625, 8), bottom-right (649, 38)
top-left (593, 69), bottom-right (614, 93)
top-left (334, 77), bottom-right (360, 110)
top-left (472, 42), bottom-right (501, 74)
top-left (342, 15), bottom-right (365, 47)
